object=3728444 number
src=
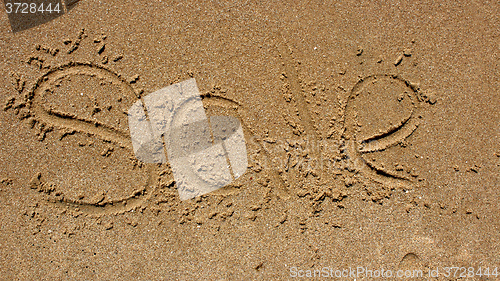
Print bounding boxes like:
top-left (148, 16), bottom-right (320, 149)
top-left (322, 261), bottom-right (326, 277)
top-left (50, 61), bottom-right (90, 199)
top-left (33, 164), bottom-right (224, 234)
top-left (442, 267), bottom-right (498, 278)
top-left (5, 2), bottom-right (61, 14)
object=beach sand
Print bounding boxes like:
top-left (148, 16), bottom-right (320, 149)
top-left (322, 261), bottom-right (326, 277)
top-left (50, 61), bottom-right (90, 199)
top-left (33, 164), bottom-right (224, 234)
top-left (1, 0), bottom-right (499, 279)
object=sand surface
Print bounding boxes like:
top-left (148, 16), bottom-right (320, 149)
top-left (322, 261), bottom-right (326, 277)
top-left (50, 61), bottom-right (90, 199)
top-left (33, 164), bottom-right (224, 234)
top-left (1, 0), bottom-right (499, 280)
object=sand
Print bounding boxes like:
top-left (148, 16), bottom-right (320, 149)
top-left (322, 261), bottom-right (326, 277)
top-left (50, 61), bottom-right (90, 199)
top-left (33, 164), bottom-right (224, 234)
top-left (1, 0), bottom-right (499, 280)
